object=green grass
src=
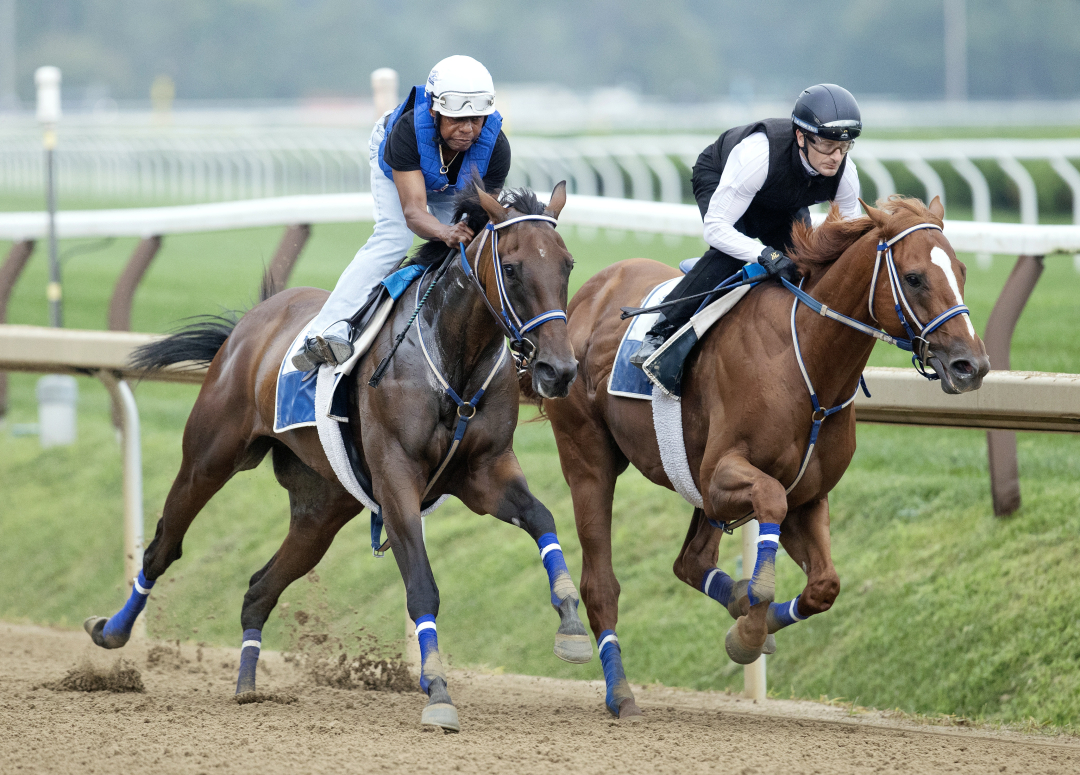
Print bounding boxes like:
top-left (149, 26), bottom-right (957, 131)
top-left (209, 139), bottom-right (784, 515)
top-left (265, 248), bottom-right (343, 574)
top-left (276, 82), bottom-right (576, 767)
top-left (1, 206), bottom-right (1079, 727)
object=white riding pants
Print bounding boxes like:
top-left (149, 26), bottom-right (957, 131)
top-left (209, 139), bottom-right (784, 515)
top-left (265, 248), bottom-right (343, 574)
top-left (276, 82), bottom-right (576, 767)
top-left (308, 118), bottom-right (458, 340)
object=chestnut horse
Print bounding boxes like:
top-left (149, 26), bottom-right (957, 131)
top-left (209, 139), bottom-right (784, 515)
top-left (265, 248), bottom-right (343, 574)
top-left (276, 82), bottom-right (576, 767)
top-left (84, 184), bottom-right (591, 732)
top-left (543, 197), bottom-right (990, 719)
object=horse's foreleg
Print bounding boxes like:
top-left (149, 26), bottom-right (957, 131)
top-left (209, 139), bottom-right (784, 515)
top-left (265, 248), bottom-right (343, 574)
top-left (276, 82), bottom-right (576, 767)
top-left (706, 454), bottom-right (788, 665)
top-left (457, 452), bottom-right (591, 665)
top-left (84, 402), bottom-right (261, 650)
top-left (672, 508), bottom-right (778, 655)
top-left (773, 497), bottom-right (840, 625)
top-left (371, 450), bottom-right (459, 733)
top-left (546, 401), bottom-right (640, 720)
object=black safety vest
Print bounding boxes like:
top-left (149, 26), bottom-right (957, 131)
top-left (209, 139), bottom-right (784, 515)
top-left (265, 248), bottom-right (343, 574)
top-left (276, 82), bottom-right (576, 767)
top-left (708, 117), bottom-right (847, 250)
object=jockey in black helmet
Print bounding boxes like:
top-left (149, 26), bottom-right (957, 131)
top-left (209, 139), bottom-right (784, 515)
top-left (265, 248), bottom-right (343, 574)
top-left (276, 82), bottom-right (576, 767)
top-left (630, 84), bottom-right (863, 367)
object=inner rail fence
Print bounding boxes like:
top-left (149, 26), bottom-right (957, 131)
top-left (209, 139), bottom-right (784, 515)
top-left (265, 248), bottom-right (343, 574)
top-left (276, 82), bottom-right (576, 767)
top-left (1, 193), bottom-right (1078, 519)
top-left (1, 128), bottom-right (1079, 270)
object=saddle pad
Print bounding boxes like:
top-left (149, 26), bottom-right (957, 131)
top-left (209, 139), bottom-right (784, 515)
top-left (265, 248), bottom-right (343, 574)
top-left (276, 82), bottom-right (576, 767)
top-left (274, 264), bottom-right (426, 433)
top-left (608, 278), bottom-right (682, 399)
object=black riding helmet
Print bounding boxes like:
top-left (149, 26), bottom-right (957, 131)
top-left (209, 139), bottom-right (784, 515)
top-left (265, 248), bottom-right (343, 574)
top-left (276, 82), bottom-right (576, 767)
top-left (791, 84), bottom-right (862, 141)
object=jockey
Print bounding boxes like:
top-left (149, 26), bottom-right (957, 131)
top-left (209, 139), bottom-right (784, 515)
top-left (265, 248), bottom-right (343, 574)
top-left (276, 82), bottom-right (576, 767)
top-left (293, 55), bottom-right (511, 371)
top-left (630, 84), bottom-right (862, 367)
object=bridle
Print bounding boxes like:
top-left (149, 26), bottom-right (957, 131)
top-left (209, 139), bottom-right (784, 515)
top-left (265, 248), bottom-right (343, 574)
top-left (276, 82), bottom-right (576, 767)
top-left (457, 213), bottom-right (568, 371)
top-left (867, 223), bottom-right (972, 378)
top-left (780, 222), bottom-right (971, 381)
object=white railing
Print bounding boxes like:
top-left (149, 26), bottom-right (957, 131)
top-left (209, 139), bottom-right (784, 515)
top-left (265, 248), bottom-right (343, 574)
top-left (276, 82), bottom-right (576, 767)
top-left (2, 192), bottom-right (1079, 257)
top-left (1, 128), bottom-right (1079, 241)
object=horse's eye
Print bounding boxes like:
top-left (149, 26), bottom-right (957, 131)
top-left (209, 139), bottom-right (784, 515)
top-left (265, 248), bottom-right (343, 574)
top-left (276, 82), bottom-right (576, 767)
top-left (503, 264), bottom-right (515, 278)
top-left (904, 273), bottom-right (922, 289)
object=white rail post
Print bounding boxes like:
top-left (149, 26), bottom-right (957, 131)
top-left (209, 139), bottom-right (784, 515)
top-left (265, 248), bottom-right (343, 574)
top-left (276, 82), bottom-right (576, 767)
top-left (371, 68), bottom-right (399, 120)
top-left (949, 156), bottom-right (993, 268)
top-left (96, 370), bottom-right (146, 638)
top-left (741, 520), bottom-right (767, 701)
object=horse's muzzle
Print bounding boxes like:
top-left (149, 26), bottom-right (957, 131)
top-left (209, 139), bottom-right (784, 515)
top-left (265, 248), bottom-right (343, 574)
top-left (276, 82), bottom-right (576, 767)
top-left (930, 343), bottom-right (990, 395)
top-left (533, 358), bottom-right (578, 399)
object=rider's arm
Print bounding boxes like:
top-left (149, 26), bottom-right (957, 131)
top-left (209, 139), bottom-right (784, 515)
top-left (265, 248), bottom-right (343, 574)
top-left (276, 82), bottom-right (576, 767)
top-left (833, 158), bottom-right (862, 219)
top-left (701, 132), bottom-right (771, 263)
top-left (393, 169), bottom-right (474, 247)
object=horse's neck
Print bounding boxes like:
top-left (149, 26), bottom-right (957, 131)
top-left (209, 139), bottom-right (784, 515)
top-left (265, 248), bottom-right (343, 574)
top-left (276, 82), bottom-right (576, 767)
top-left (421, 255), bottom-right (504, 383)
top-left (792, 233), bottom-right (883, 401)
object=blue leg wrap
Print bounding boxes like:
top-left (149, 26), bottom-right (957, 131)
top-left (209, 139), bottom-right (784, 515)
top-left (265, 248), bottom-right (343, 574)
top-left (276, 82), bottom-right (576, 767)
top-left (747, 523), bottom-right (780, 606)
top-left (101, 570), bottom-right (154, 642)
top-left (700, 566), bottom-right (735, 607)
top-left (598, 629), bottom-right (633, 716)
top-left (538, 532), bottom-right (576, 609)
top-left (416, 614), bottom-right (443, 695)
top-left (236, 628), bottom-right (262, 694)
top-left (767, 595), bottom-right (807, 632)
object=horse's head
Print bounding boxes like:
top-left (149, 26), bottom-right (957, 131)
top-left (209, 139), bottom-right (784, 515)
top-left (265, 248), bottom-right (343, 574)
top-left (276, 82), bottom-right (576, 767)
top-left (862, 196), bottom-right (990, 394)
top-left (472, 182), bottom-right (578, 398)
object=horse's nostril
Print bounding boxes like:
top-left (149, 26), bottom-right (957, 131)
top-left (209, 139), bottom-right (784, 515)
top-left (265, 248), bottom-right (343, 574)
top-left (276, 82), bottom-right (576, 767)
top-left (534, 362), bottom-right (557, 384)
top-left (951, 359), bottom-right (974, 377)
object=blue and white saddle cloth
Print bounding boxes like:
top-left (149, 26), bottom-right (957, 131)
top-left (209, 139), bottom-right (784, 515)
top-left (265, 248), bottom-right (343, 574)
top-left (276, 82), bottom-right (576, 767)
top-left (608, 268), bottom-right (755, 510)
top-left (274, 264), bottom-right (426, 433)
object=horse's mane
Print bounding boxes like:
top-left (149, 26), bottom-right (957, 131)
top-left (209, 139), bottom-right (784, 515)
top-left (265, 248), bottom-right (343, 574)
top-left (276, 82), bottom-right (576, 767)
top-left (410, 176), bottom-right (548, 266)
top-left (789, 196), bottom-right (944, 277)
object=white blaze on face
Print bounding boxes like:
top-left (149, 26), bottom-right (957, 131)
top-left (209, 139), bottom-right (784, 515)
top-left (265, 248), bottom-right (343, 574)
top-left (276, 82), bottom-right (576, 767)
top-left (930, 246), bottom-right (976, 337)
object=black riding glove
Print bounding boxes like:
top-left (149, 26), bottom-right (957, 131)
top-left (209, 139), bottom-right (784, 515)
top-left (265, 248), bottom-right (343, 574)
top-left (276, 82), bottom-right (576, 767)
top-left (757, 247), bottom-right (801, 284)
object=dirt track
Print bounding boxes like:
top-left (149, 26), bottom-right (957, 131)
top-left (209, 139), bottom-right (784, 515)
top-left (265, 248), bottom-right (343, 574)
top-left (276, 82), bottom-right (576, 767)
top-left (1, 623), bottom-right (1077, 774)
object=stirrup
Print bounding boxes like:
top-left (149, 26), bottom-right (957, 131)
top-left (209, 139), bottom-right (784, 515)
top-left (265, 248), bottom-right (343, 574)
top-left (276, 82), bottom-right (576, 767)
top-left (629, 331), bottom-right (667, 368)
top-left (290, 334), bottom-right (353, 372)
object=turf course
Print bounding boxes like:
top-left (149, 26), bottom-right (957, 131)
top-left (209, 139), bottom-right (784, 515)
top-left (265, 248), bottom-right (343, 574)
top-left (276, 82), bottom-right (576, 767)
top-left (1, 202), bottom-right (1078, 727)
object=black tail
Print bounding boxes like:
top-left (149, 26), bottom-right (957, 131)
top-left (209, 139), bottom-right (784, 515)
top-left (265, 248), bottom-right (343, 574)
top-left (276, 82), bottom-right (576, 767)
top-left (130, 313), bottom-right (240, 371)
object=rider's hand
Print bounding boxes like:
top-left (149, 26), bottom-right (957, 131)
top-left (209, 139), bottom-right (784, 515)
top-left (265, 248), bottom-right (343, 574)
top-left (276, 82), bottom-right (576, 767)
top-left (757, 247), bottom-right (802, 284)
top-left (442, 221), bottom-right (475, 248)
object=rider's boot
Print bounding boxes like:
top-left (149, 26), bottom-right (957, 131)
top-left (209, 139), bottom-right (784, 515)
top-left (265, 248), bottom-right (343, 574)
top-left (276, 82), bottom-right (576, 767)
top-left (291, 321), bottom-right (354, 372)
top-left (629, 319), bottom-right (676, 368)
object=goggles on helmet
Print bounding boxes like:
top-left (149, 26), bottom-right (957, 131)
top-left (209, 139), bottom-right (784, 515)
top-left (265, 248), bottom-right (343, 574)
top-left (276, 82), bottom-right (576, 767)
top-left (805, 133), bottom-right (855, 155)
top-left (433, 91), bottom-right (495, 114)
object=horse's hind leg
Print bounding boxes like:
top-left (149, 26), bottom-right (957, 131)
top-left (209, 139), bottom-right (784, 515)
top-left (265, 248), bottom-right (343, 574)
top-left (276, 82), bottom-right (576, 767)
top-left (456, 451), bottom-right (592, 666)
top-left (234, 446), bottom-right (359, 695)
top-left (84, 401), bottom-right (265, 650)
top-left (672, 508), bottom-right (776, 654)
top-left (546, 398), bottom-right (641, 720)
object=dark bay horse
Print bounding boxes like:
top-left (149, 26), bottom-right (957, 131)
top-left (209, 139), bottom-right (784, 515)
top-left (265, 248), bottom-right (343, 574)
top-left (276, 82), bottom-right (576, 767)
top-left (543, 197), bottom-right (990, 719)
top-left (84, 183), bottom-right (592, 732)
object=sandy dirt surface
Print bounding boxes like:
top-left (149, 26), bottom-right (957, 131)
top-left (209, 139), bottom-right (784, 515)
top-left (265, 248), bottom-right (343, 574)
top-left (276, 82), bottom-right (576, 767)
top-left (1, 622), bottom-right (1077, 774)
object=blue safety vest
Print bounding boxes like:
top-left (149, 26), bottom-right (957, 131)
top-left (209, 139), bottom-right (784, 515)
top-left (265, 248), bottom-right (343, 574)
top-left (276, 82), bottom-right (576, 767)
top-left (377, 85), bottom-right (503, 193)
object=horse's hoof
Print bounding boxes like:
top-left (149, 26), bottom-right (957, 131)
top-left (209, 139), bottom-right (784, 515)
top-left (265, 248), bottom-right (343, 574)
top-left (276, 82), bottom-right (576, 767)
top-left (553, 633), bottom-right (592, 664)
top-left (762, 634), bottom-right (776, 656)
top-left (618, 698), bottom-right (644, 722)
top-left (421, 702), bottom-right (460, 733)
top-left (725, 623), bottom-right (764, 665)
top-left (83, 617), bottom-right (113, 649)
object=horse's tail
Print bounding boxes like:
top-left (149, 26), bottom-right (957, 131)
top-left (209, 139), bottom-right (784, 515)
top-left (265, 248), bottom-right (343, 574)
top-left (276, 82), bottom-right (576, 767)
top-left (130, 313), bottom-right (240, 372)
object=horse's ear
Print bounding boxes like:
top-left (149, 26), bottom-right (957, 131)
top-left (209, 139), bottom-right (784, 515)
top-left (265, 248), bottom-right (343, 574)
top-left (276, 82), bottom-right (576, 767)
top-left (860, 198), bottom-right (888, 229)
top-left (544, 180), bottom-right (567, 220)
top-left (475, 184), bottom-right (508, 225)
top-left (927, 195), bottom-right (945, 221)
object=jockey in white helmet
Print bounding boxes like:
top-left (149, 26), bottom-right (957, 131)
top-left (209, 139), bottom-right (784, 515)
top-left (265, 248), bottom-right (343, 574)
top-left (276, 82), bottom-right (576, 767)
top-left (293, 55), bottom-right (509, 371)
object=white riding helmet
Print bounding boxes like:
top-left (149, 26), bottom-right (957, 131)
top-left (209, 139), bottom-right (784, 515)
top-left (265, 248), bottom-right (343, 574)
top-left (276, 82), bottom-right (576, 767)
top-left (426, 55), bottom-right (496, 117)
